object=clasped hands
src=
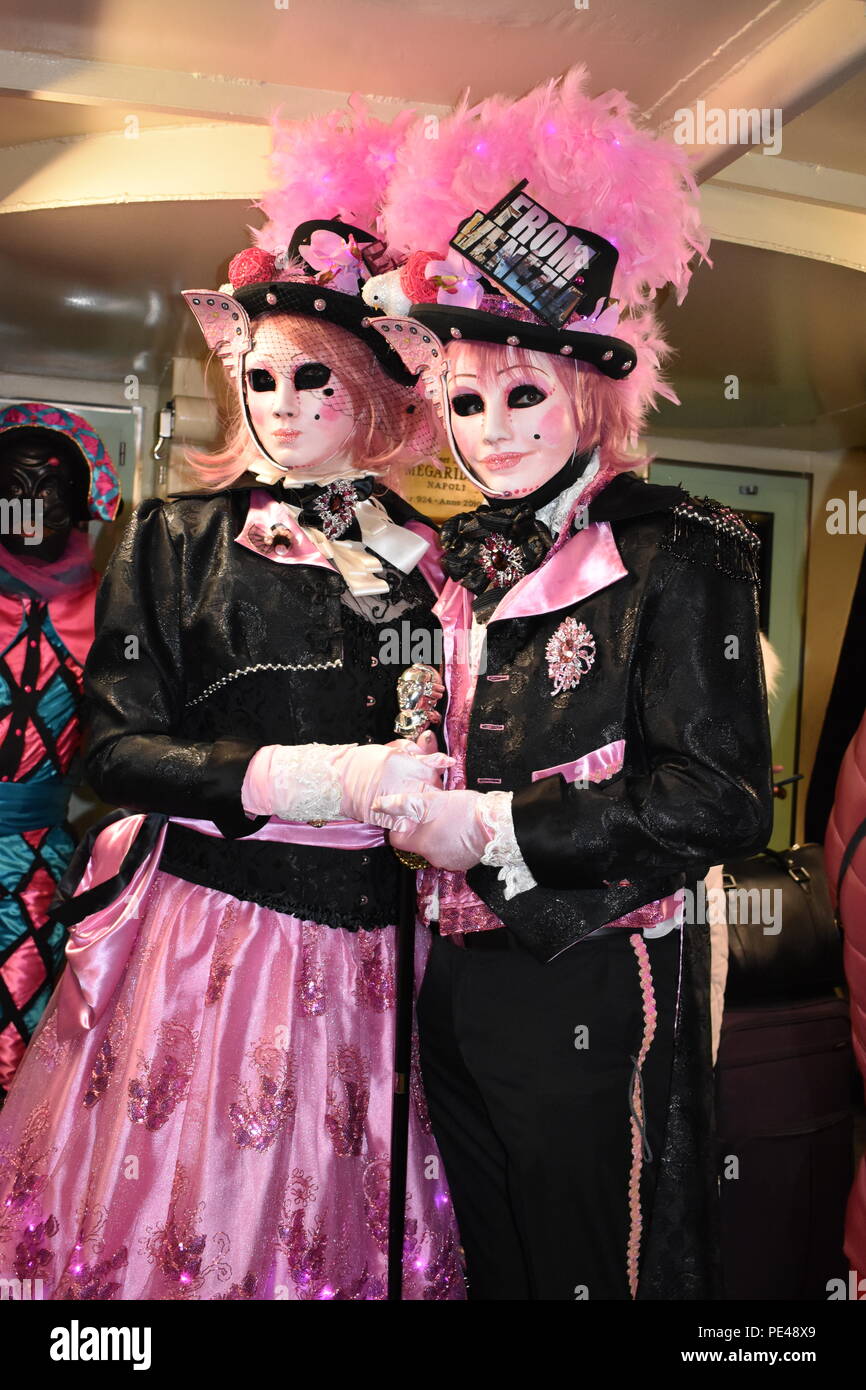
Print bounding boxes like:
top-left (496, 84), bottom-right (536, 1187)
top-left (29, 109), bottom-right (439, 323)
top-left (369, 736), bottom-right (492, 872)
top-left (336, 733), bottom-right (492, 871)
top-left (247, 731), bottom-right (492, 871)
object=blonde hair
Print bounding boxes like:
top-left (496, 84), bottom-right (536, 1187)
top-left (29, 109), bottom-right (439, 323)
top-left (186, 312), bottom-right (422, 490)
top-left (445, 340), bottom-right (638, 474)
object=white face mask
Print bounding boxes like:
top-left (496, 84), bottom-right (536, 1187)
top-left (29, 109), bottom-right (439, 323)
top-left (445, 346), bottom-right (580, 499)
top-left (242, 320), bottom-right (357, 479)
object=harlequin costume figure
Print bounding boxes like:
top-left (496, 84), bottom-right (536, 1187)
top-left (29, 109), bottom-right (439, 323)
top-left (0, 403), bottom-right (121, 1101)
top-left (365, 69), bottom-right (775, 1300)
top-left (0, 104), bottom-right (465, 1300)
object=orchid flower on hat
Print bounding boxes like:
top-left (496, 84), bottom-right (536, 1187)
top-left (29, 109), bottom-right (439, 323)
top-left (297, 229), bottom-right (371, 292)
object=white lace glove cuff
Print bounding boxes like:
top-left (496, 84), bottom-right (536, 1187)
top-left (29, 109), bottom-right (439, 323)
top-left (244, 743), bottom-right (346, 822)
top-left (478, 790), bottom-right (537, 899)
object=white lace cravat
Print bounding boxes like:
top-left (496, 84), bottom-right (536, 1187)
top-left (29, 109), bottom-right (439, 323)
top-left (535, 448), bottom-right (600, 539)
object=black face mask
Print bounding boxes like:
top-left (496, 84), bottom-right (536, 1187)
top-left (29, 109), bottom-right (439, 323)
top-left (0, 428), bottom-right (89, 563)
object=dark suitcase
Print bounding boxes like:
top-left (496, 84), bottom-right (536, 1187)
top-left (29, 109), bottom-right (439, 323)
top-left (716, 995), bottom-right (856, 1300)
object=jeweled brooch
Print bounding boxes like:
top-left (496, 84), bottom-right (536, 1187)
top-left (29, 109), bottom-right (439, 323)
top-left (545, 616), bottom-right (596, 696)
top-left (311, 480), bottom-right (358, 540)
top-left (478, 533), bottom-right (525, 589)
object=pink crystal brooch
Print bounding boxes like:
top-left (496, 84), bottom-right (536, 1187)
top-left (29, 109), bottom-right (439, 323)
top-left (545, 616), bottom-right (596, 695)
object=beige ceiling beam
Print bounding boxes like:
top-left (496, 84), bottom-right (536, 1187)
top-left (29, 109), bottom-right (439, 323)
top-left (650, 0), bottom-right (866, 179)
top-left (0, 48), bottom-right (449, 124)
top-left (712, 153), bottom-right (866, 213)
top-left (699, 180), bottom-right (865, 272)
top-left (0, 123), bottom-right (272, 213)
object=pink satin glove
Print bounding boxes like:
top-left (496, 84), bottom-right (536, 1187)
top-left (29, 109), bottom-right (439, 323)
top-left (241, 731), bottom-right (453, 825)
top-left (372, 784), bottom-right (493, 871)
top-left (334, 734), bottom-right (452, 824)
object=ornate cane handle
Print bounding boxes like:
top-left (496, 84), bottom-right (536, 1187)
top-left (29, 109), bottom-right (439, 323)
top-left (393, 663), bottom-right (444, 869)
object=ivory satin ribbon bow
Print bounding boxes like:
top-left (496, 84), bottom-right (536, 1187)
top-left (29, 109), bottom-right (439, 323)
top-left (236, 487), bottom-right (430, 597)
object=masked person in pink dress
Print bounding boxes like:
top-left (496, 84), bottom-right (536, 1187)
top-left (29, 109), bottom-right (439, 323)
top-left (0, 212), bottom-right (465, 1300)
top-left (365, 70), bottom-right (774, 1300)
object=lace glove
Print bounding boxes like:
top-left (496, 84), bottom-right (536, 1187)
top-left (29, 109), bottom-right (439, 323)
top-left (241, 732), bottom-right (452, 825)
top-left (477, 790), bottom-right (538, 898)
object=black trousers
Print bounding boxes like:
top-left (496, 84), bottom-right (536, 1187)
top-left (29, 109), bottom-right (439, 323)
top-left (417, 926), bottom-right (680, 1300)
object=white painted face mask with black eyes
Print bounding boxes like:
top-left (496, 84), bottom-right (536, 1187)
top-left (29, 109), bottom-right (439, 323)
top-left (241, 319), bottom-right (365, 488)
top-left (445, 354), bottom-right (583, 502)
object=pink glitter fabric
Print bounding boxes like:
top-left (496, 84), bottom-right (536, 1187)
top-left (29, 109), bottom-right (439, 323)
top-left (0, 836), bottom-right (464, 1300)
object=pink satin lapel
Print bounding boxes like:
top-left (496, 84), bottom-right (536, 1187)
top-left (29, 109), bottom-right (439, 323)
top-left (432, 577), bottom-right (472, 638)
top-left (491, 521), bottom-right (628, 624)
top-left (234, 489), bottom-right (333, 571)
top-left (433, 580), bottom-right (473, 757)
top-left (57, 815), bottom-right (168, 1041)
top-left (532, 738), bottom-right (626, 785)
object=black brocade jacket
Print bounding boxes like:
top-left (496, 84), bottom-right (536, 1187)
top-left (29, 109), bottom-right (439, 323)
top-left (453, 471), bottom-right (775, 963)
top-left (81, 479), bottom-right (440, 930)
top-left (444, 470), bottom-right (774, 1299)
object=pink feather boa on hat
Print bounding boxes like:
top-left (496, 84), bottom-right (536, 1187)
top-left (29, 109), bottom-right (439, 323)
top-left (253, 94), bottom-right (415, 258)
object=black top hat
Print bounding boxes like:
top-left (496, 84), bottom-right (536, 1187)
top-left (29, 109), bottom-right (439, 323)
top-left (229, 218), bottom-right (414, 385)
top-left (404, 181), bottom-right (637, 378)
top-left (404, 302), bottom-right (636, 378)
top-left (232, 279), bottom-right (416, 387)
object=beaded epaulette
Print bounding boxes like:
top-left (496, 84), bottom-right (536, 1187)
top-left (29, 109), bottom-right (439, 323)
top-left (659, 495), bottom-right (760, 581)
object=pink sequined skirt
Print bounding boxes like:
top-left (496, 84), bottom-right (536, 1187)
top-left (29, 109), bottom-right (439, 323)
top-left (0, 858), bottom-right (465, 1300)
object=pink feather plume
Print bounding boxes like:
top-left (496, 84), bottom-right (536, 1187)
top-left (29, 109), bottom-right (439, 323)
top-left (248, 67), bottom-right (709, 429)
top-left (381, 67), bottom-right (709, 310)
top-left (254, 93), bottom-right (415, 251)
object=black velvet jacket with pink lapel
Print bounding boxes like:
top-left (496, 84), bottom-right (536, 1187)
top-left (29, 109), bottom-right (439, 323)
top-left (441, 470), bottom-right (775, 964)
